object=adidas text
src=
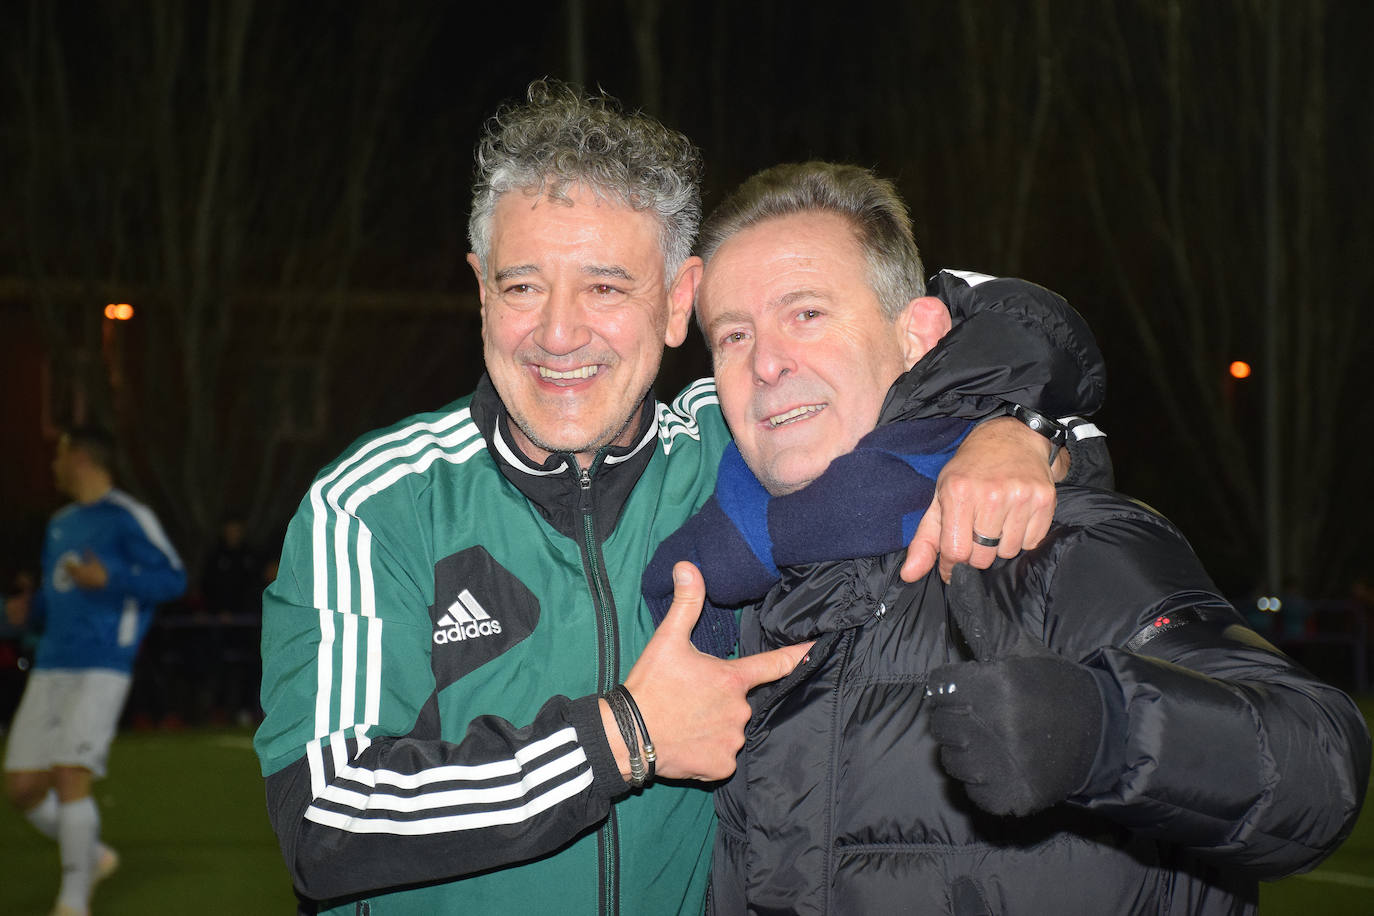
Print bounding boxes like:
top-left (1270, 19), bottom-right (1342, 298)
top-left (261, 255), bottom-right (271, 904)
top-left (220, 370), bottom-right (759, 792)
top-left (434, 619), bottom-right (503, 645)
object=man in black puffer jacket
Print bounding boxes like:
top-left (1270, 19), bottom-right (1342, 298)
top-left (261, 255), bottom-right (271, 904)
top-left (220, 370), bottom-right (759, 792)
top-left (645, 162), bottom-right (1369, 915)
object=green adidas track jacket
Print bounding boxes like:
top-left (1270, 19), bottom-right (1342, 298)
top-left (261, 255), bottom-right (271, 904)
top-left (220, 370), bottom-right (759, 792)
top-left (255, 375), bottom-right (728, 915)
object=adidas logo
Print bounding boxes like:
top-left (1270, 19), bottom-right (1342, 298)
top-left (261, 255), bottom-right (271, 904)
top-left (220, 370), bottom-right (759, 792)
top-left (433, 589), bottom-right (504, 645)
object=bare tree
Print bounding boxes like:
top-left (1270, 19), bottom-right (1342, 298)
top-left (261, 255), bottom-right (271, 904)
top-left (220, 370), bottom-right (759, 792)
top-left (1062, 0), bottom-right (1371, 593)
top-left (6, 2), bottom-right (453, 568)
top-left (928, 0), bottom-right (1058, 273)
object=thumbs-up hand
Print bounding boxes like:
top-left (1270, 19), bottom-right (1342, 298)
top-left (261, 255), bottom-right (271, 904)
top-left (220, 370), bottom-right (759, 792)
top-left (926, 565), bottom-right (1105, 816)
top-left (618, 562), bottom-right (812, 782)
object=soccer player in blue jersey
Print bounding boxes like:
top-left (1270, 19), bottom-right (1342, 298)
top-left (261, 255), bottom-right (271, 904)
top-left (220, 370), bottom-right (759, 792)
top-left (4, 426), bottom-right (187, 916)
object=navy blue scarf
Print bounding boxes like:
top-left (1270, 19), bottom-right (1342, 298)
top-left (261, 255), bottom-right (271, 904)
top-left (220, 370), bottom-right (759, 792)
top-left (642, 416), bottom-right (973, 658)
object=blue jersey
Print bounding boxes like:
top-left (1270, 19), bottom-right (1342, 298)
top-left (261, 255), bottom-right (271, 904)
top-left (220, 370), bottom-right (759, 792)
top-left (31, 489), bottom-right (186, 673)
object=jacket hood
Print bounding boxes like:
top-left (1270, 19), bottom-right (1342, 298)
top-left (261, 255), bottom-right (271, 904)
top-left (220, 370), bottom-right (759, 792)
top-left (879, 271), bottom-right (1106, 427)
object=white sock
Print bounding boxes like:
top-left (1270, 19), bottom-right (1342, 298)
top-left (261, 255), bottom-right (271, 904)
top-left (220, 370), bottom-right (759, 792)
top-left (24, 788), bottom-right (60, 839)
top-left (57, 797), bottom-right (100, 910)
top-left (25, 789), bottom-right (114, 868)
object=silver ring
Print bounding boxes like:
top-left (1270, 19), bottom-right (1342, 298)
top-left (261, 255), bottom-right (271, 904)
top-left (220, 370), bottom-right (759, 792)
top-left (971, 531), bottom-right (1001, 548)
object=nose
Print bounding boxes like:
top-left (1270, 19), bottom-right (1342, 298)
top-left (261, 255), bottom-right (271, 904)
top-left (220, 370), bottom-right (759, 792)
top-left (751, 328), bottom-right (795, 386)
top-left (533, 287), bottom-right (592, 355)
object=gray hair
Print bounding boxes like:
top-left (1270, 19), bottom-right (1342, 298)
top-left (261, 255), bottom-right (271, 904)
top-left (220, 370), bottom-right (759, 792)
top-left (468, 80), bottom-right (703, 279)
top-left (697, 162), bottom-right (925, 319)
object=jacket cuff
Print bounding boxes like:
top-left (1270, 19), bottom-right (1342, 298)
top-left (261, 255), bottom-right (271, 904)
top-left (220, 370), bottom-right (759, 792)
top-left (568, 693), bottom-right (631, 800)
top-left (1075, 647), bottom-right (1267, 825)
top-left (1060, 417), bottom-right (1115, 490)
top-left (1073, 664), bottom-right (1130, 799)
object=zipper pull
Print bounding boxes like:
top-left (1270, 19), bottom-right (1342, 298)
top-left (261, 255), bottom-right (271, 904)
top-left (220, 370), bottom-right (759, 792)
top-left (577, 465), bottom-right (594, 514)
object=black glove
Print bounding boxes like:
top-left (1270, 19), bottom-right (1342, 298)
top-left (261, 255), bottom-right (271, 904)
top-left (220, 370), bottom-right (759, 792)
top-left (927, 565), bottom-right (1106, 817)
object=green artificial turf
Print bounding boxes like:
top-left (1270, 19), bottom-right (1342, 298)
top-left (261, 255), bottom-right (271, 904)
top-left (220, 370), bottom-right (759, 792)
top-left (2, 700), bottom-right (1371, 914)
top-left (0, 728), bottom-right (294, 914)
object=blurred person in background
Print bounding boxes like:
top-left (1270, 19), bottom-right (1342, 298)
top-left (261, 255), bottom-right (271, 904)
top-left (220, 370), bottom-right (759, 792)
top-left (197, 517), bottom-right (267, 724)
top-left (3, 426), bottom-right (187, 916)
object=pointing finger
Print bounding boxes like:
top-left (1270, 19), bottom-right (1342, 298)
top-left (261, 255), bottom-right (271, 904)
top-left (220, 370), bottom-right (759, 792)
top-left (730, 640), bottom-right (815, 690)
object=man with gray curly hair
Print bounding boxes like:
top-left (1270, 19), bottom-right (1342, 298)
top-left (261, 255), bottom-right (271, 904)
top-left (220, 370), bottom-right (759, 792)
top-left (255, 81), bottom-right (1100, 914)
top-left (468, 82), bottom-right (701, 283)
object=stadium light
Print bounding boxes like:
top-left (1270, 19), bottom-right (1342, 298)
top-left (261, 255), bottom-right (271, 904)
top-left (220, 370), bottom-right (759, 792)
top-left (1229, 360), bottom-right (1252, 379)
top-left (104, 302), bottom-right (135, 320)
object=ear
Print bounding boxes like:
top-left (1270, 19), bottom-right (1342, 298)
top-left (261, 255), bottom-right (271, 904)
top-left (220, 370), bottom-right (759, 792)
top-left (466, 252), bottom-right (489, 310)
top-left (896, 295), bottom-right (952, 369)
top-left (664, 256), bottom-right (703, 348)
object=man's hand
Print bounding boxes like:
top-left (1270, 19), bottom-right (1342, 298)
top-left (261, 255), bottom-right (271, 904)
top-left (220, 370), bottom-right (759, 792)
top-left (4, 593), bottom-right (30, 627)
top-left (925, 565), bottom-right (1104, 816)
top-left (903, 416), bottom-right (1062, 583)
top-left (609, 562), bottom-right (812, 783)
top-left (64, 550), bottom-right (109, 590)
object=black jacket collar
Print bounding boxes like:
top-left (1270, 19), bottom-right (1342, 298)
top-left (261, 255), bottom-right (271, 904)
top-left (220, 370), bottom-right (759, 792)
top-left (879, 271), bottom-right (1105, 426)
top-left (470, 374), bottom-right (659, 542)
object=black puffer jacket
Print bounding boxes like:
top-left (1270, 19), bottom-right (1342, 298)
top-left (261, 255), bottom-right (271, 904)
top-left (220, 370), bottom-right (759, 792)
top-left (709, 300), bottom-right (1370, 915)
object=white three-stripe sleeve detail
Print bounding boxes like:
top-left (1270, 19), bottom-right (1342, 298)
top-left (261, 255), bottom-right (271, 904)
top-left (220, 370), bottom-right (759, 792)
top-left (341, 439), bottom-right (487, 519)
top-left (308, 409), bottom-right (475, 610)
top-left (339, 442), bottom-right (484, 738)
top-left (364, 618), bottom-right (383, 727)
top-left (307, 739), bottom-right (327, 797)
top-left (340, 611), bottom-right (359, 728)
top-left (357, 523), bottom-right (376, 618)
top-left (305, 770), bottom-right (595, 836)
top-left (313, 608), bottom-right (336, 742)
top-left (333, 510), bottom-right (353, 615)
top-left (318, 745), bottom-right (588, 814)
top-left (303, 729), bottom-right (595, 835)
top-left (322, 727), bottom-right (581, 790)
top-left (330, 730), bottom-right (351, 777)
top-left (304, 414), bottom-right (479, 745)
top-left (300, 422), bottom-right (500, 805)
top-left (331, 522), bottom-right (372, 736)
top-left (657, 378), bottom-right (719, 451)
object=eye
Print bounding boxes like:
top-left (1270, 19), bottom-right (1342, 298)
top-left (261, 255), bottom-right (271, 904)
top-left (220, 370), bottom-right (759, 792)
top-left (502, 283), bottom-right (535, 296)
top-left (718, 329), bottom-right (749, 347)
top-left (796, 308), bottom-right (822, 321)
top-left (591, 284), bottom-right (623, 296)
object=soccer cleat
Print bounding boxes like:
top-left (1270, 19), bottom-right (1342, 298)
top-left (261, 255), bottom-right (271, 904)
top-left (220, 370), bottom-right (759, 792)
top-left (94, 845), bottom-right (120, 885)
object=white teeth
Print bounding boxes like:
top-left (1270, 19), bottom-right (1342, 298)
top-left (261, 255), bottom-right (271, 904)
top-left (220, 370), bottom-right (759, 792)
top-left (538, 365), bottom-right (599, 380)
top-left (768, 404), bottom-right (823, 427)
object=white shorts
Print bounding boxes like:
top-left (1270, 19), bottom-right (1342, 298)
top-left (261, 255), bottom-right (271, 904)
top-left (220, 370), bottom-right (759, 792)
top-left (3, 669), bottom-right (131, 778)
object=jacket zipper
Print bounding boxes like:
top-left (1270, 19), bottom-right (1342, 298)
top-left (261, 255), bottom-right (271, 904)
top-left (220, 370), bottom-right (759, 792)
top-left (578, 461), bottom-right (621, 916)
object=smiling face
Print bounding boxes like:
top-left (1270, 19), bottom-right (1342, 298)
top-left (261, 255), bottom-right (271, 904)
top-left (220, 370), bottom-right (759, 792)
top-left (469, 185), bottom-right (698, 467)
top-left (698, 211), bottom-right (930, 495)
